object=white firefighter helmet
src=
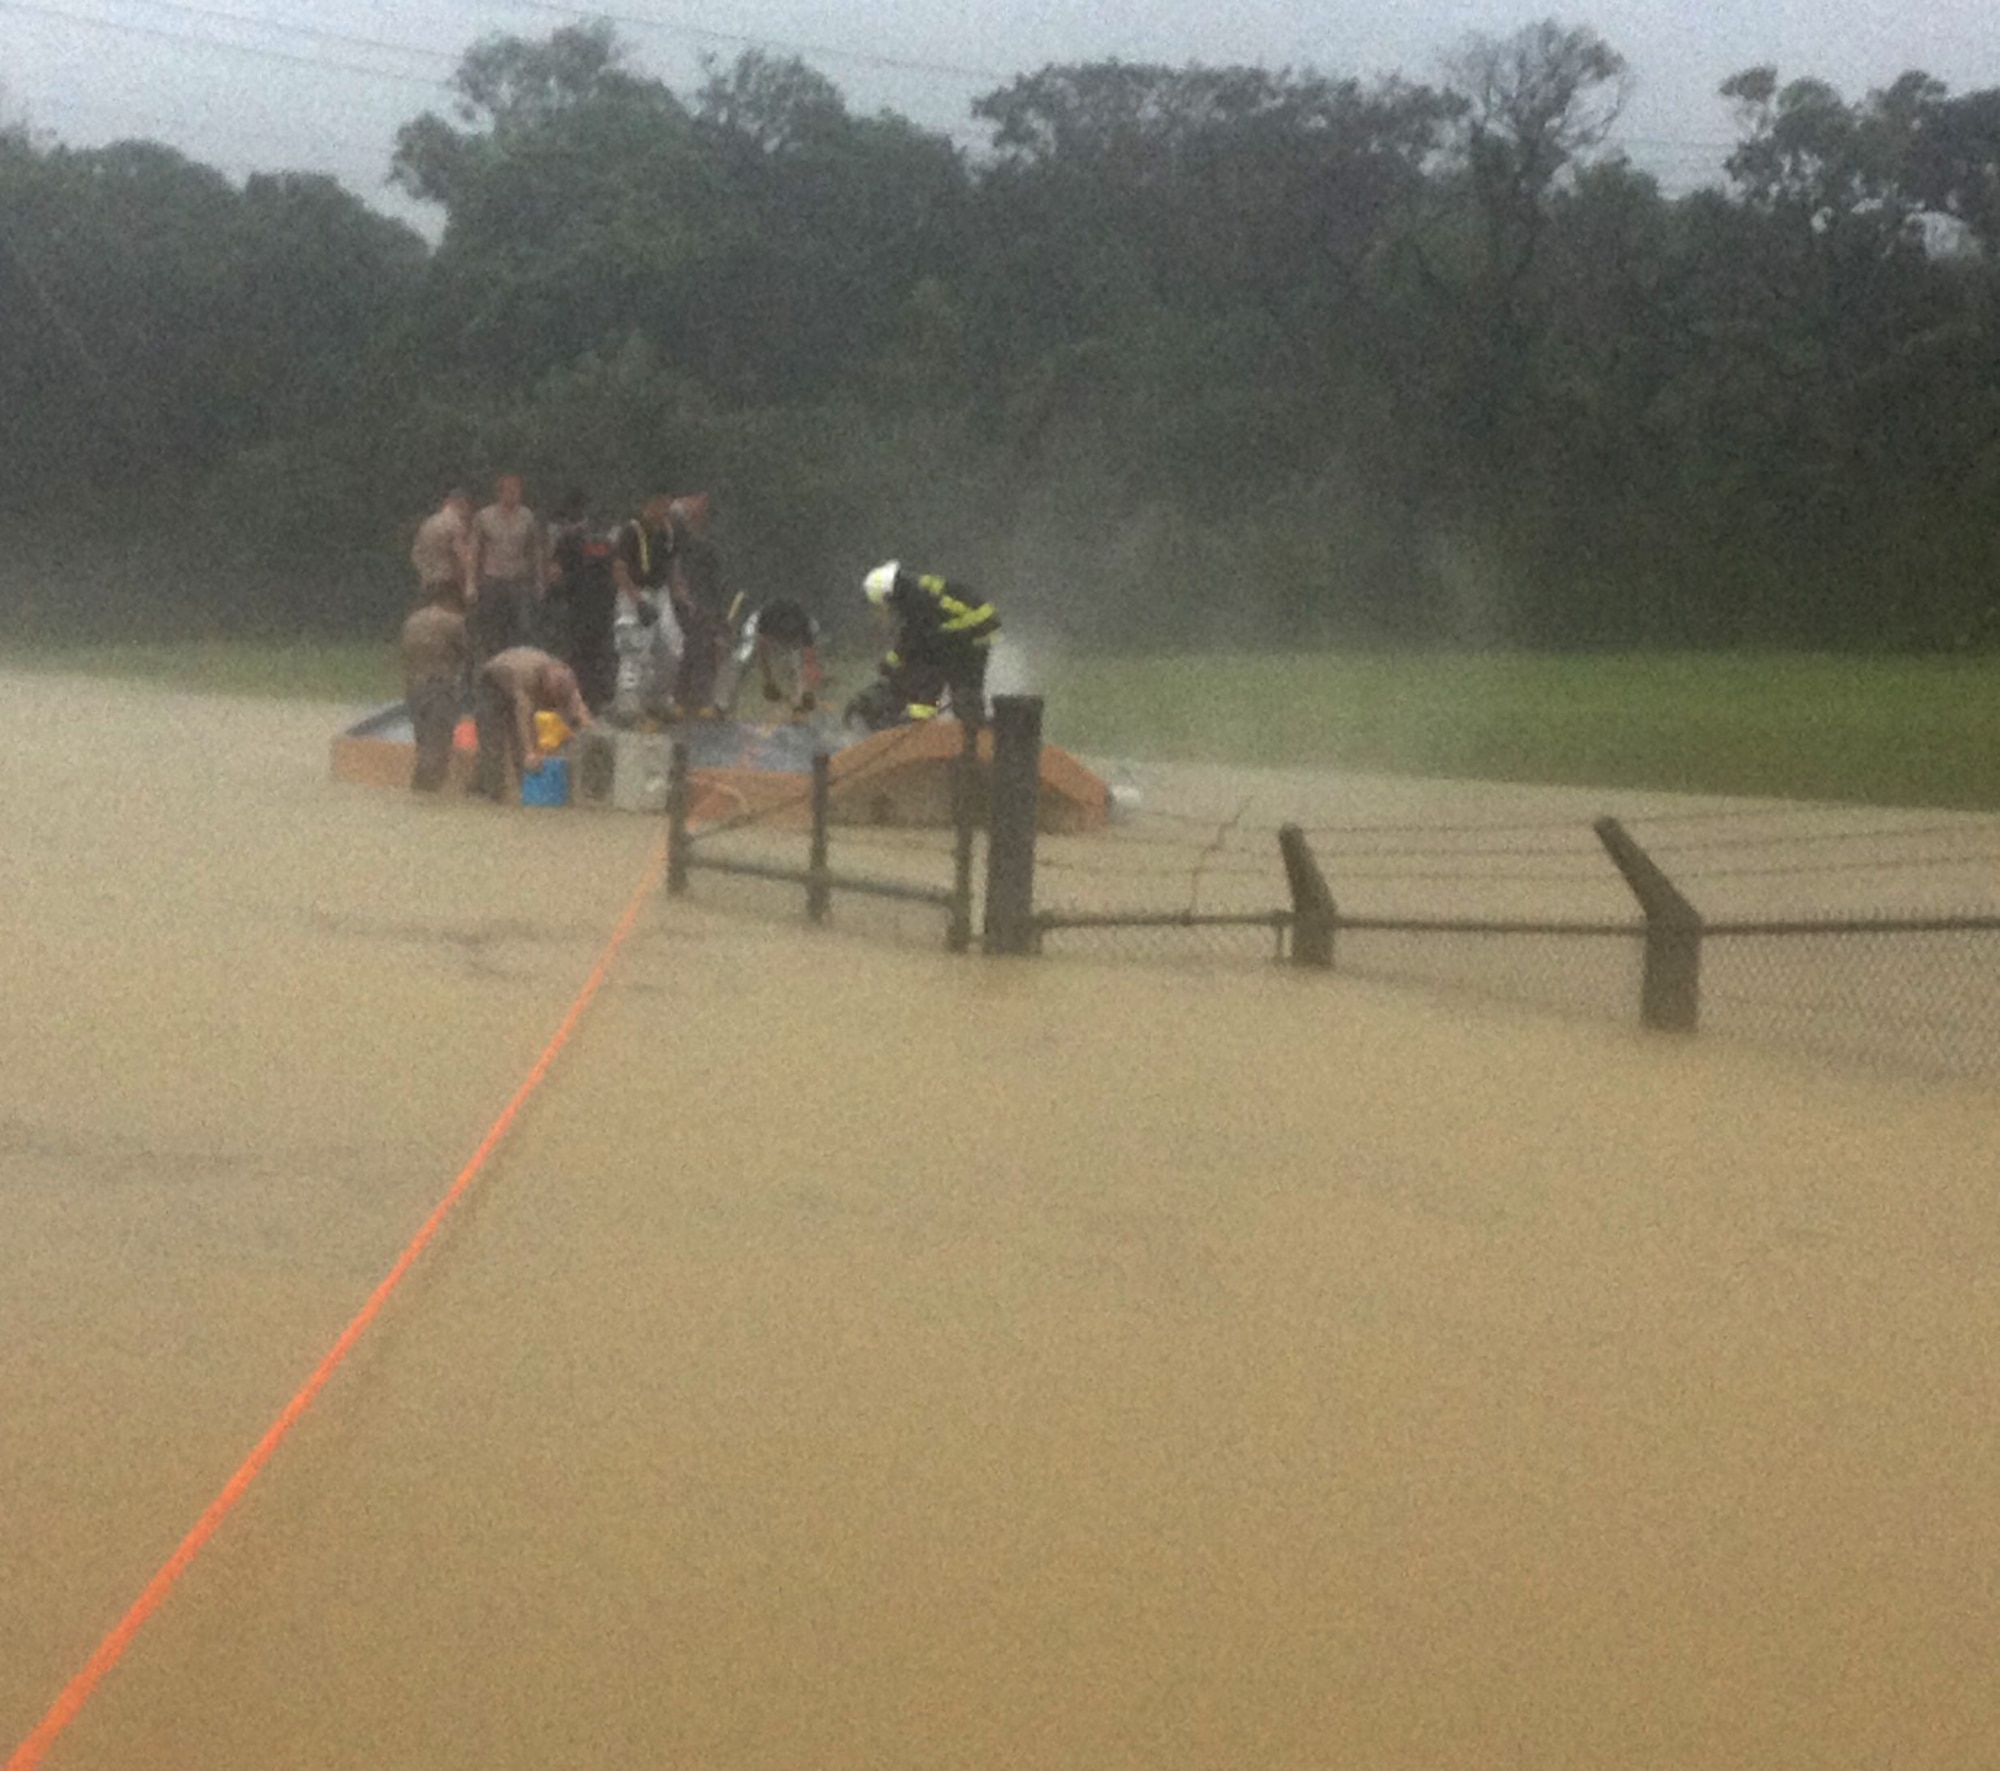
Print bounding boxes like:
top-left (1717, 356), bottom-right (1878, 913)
top-left (862, 561), bottom-right (900, 607)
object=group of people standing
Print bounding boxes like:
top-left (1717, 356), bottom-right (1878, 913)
top-left (398, 473), bottom-right (1003, 803)
top-left (399, 474), bottom-right (827, 798)
top-left (406, 476), bottom-right (730, 715)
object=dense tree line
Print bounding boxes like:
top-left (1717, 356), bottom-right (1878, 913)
top-left (3, 19), bottom-right (1999, 650)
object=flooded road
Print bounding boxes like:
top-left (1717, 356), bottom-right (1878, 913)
top-left (4, 669), bottom-right (1997, 1766)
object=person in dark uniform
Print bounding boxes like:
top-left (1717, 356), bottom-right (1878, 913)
top-left (666, 493), bottom-right (731, 718)
top-left (611, 493), bottom-right (677, 604)
top-left (545, 489), bottom-right (618, 714)
top-left (860, 560), bottom-right (1000, 726)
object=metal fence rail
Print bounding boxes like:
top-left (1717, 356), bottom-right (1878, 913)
top-left (1033, 908), bottom-right (1296, 964)
top-left (667, 733), bottom-right (976, 948)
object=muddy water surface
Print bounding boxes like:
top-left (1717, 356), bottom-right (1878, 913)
top-left (4, 670), bottom-right (1997, 1767)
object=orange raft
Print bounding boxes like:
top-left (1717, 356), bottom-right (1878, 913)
top-left (329, 707), bottom-right (1109, 834)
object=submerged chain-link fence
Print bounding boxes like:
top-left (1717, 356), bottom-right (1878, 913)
top-left (1032, 763), bottom-right (2000, 1082)
top-left (662, 698), bottom-right (2000, 1081)
top-left (1703, 920), bottom-right (2000, 1077)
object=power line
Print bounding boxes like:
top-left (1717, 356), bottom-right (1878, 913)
top-left (0, 0), bottom-right (450, 88)
top-left (0, 0), bottom-right (990, 144)
top-left (4, 1), bottom-right (1762, 155)
top-left (110, 0), bottom-right (456, 68)
top-left (511, 0), bottom-right (1005, 84)
top-left (1621, 135), bottom-right (1735, 154)
top-left (29, 88), bottom-right (404, 163)
top-left (0, 0), bottom-right (1770, 179)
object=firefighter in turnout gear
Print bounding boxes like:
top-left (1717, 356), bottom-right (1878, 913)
top-left (860, 561), bottom-right (999, 727)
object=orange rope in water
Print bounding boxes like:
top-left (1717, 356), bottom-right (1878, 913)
top-left (5, 832), bottom-right (667, 1771)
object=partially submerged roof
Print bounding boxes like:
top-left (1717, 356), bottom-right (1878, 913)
top-left (329, 706), bottom-right (1109, 834)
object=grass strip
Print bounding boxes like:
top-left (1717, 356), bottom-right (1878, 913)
top-left (10, 640), bottom-right (1999, 809)
top-left (1041, 651), bottom-right (2000, 809)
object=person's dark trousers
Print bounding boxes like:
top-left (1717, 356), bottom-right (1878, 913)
top-left (945, 647), bottom-right (990, 726)
top-left (471, 675), bottom-right (518, 800)
top-left (470, 578), bottom-right (533, 669)
top-left (672, 601), bottom-right (727, 713)
top-left (573, 577), bottom-right (619, 713)
top-left (575, 619), bottom-right (617, 715)
top-left (408, 679), bottom-right (460, 792)
top-left (535, 589), bottom-right (573, 659)
top-left (549, 594), bottom-right (617, 716)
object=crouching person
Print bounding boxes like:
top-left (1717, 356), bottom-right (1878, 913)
top-left (739, 598), bottom-right (824, 721)
top-left (400, 589), bottom-right (469, 793)
top-left (471, 646), bottom-right (592, 802)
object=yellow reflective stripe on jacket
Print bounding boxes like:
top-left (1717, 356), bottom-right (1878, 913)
top-left (917, 573), bottom-right (997, 637)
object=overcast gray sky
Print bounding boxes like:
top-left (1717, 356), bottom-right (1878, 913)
top-left (6, 0), bottom-right (2000, 231)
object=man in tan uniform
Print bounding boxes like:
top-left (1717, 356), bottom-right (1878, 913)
top-left (410, 489), bottom-right (472, 609)
top-left (471, 646), bottom-right (593, 802)
top-left (468, 473), bottom-right (546, 668)
top-left (400, 591), bottom-right (470, 793)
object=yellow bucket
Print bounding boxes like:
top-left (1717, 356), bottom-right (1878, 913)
top-left (534, 710), bottom-right (572, 752)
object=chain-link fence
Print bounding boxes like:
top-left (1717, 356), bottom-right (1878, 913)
top-left (1328, 920), bottom-right (1646, 1026)
top-left (659, 702), bottom-right (2000, 1080)
top-left (1029, 781), bottom-right (2000, 1081)
top-left (1703, 919), bottom-right (2000, 1077)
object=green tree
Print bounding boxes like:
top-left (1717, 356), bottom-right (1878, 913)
top-left (966, 62), bottom-right (1455, 495)
top-left (1364, 21), bottom-right (1631, 639)
top-left (1448, 19), bottom-right (1630, 308)
top-left (392, 23), bottom-right (712, 382)
top-left (1906, 87), bottom-right (2000, 255)
top-left (1702, 67), bottom-right (2000, 642)
top-left (690, 50), bottom-right (970, 402)
top-left (393, 30), bottom-right (966, 404)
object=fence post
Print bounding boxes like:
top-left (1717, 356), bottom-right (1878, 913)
top-left (983, 695), bottom-right (1043, 956)
top-left (1278, 825), bottom-right (1336, 968)
top-left (665, 739), bottom-right (691, 897)
top-left (1594, 816), bottom-right (1701, 1033)
top-left (947, 719), bottom-right (978, 953)
top-left (806, 750), bottom-right (832, 924)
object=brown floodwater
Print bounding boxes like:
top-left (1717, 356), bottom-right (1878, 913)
top-left (3, 668), bottom-right (1997, 1767)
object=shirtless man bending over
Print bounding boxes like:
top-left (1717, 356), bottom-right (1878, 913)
top-left (471, 645), bottom-right (593, 802)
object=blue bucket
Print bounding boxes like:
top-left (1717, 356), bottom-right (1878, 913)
top-left (520, 756), bottom-right (570, 807)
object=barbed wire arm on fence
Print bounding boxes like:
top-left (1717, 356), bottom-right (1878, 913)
top-left (1187, 799), bottom-right (1254, 916)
